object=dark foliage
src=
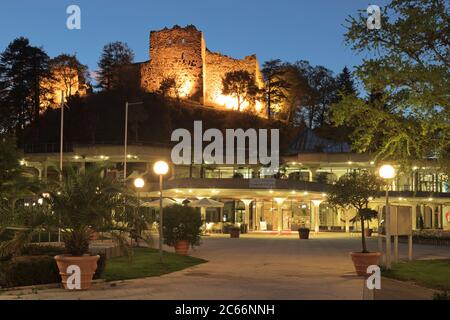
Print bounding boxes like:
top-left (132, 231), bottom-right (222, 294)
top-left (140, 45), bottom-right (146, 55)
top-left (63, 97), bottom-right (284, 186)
top-left (21, 245), bottom-right (65, 257)
top-left (22, 91), bottom-right (299, 152)
top-left (0, 37), bottom-right (52, 133)
top-left (162, 205), bottom-right (202, 247)
top-left (93, 253), bottom-right (107, 280)
top-left (0, 255), bottom-right (61, 288)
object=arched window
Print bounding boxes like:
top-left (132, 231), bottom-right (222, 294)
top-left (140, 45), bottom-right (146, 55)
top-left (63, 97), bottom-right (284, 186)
top-left (181, 38), bottom-right (186, 44)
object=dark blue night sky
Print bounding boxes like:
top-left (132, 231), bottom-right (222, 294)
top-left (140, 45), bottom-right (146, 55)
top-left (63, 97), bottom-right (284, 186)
top-left (0, 0), bottom-right (390, 77)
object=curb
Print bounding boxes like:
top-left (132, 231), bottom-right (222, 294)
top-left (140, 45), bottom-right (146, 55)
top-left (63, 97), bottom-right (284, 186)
top-left (0, 279), bottom-right (106, 292)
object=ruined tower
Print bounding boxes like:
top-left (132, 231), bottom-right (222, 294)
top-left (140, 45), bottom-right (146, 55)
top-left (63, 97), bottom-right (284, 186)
top-left (140, 25), bottom-right (265, 114)
top-left (140, 25), bottom-right (206, 103)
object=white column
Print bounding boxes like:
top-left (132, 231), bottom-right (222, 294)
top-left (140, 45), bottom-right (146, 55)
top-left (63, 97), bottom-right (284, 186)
top-left (343, 208), bottom-right (350, 233)
top-left (201, 207), bottom-right (206, 221)
top-left (337, 209), bottom-right (342, 229)
top-left (255, 201), bottom-right (263, 230)
top-left (274, 198), bottom-right (286, 235)
top-left (311, 200), bottom-right (323, 233)
top-left (431, 205), bottom-right (436, 229)
top-left (411, 204), bottom-right (417, 230)
top-left (309, 168), bottom-right (318, 182)
top-left (241, 199), bottom-right (253, 231)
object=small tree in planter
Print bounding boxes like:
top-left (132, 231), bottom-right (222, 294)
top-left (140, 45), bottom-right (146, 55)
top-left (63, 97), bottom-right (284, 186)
top-left (327, 171), bottom-right (382, 276)
top-left (163, 205), bottom-right (202, 255)
top-left (49, 166), bottom-right (127, 289)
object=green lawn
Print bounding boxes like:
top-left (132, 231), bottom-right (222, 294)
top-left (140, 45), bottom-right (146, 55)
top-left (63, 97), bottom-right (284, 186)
top-left (383, 259), bottom-right (450, 291)
top-left (102, 248), bottom-right (207, 281)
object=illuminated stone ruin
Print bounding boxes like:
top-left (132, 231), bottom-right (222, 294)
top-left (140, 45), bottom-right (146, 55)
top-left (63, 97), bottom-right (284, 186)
top-left (40, 67), bottom-right (88, 110)
top-left (139, 25), bottom-right (265, 114)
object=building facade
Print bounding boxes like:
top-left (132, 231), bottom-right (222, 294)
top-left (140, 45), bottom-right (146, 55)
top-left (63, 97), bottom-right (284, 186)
top-left (20, 140), bottom-right (450, 234)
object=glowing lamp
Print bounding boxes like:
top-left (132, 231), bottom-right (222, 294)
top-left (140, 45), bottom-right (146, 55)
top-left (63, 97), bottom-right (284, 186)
top-left (134, 178), bottom-right (145, 189)
top-left (379, 165), bottom-right (396, 179)
top-left (153, 161), bottom-right (169, 175)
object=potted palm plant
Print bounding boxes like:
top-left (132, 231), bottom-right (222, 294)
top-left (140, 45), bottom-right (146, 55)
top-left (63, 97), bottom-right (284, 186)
top-left (163, 205), bottom-right (202, 255)
top-left (327, 171), bottom-right (382, 276)
top-left (50, 166), bottom-right (124, 289)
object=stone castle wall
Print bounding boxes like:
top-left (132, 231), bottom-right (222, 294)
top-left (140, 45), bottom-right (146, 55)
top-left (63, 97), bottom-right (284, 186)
top-left (204, 51), bottom-right (264, 108)
top-left (140, 25), bottom-right (206, 102)
top-left (140, 25), bottom-right (265, 114)
top-left (40, 67), bottom-right (87, 109)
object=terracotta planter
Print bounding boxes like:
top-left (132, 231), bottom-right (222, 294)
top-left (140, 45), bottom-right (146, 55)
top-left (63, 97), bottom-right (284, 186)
top-left (350, 252), bottom-right (381, 277)
top-left (364, 228), bottom-right (373, 237)
top-left (298, 228), bottom-right (310, 239)
top-left (174, 240), bottom-right (190, 255)
top-left (54, 254), bottom-right (100, 290)
top-left (229, 229), bottom-right (240, 238)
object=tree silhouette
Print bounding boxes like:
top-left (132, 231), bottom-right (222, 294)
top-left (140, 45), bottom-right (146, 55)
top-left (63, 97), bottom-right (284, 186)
top-left (49, 54), bottom-right (89, 102)
top-left (262, 59), bottom-right (289, 119)
top-left (0, 37), bottom-right (51, 133)
top-left (222, 71), bottom-right (259, 112)
top-left (97, 42), bottom-right (134, 91)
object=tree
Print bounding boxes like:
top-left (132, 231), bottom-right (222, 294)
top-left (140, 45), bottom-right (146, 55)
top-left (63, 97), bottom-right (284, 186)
top-left (335, 66), bottom-right (356, 96)
top-left (261, 59), bottom-right (289, 119)
top-left (97, 41), bottom-right (135, 91)
top-left (333, 0), bottom-right (450, 170)
top-left (158, 77), bottom-right (178, 98)
top-left (0, 37), bottom-right (51, 132)
top-left (318, 67), bottom-right (356, 142)
top-left (162, 204), bottom-right (202, 248)
top-left (222, 70), bottom-right (260, 112)
top-left (275, 63), bottom-right (308, 125)
top-left (48, 166), bottom-right (128, 256)
top-left (327, 171), bottom-right (382, 253)
top-left (295, 61), bottom-right (337, 128)
top-left (0, 134), bottom-right (42, 235)
top-left (49, 54), bottom-right (89, 100)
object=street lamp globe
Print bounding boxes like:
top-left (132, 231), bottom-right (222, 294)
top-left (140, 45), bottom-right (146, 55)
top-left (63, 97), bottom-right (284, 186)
top-left (134, 177), bottom-right (145, 189)
top-left (153, 161), bottom-right (169, 175)
top-left (379, 164), bottom-right (396, 179)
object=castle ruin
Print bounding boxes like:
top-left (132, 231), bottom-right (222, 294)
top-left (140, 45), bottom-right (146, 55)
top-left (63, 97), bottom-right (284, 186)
top-left (139, 25), bottom-right (265, 114)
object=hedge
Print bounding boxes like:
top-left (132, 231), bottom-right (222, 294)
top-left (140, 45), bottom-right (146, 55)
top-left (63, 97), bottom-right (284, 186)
top-left (0, 246), bottom-right (107, 288)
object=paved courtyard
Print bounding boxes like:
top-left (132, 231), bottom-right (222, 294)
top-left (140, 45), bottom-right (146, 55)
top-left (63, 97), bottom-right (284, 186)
top-left (1, 233), bottom-right (449, 300)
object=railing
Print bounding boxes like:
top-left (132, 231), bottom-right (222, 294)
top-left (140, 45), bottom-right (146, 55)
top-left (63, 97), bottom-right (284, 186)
top-left (22, 143), bottom-right (73, 154)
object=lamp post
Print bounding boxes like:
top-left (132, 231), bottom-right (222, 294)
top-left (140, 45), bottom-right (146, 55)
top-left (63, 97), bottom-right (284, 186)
top-left (379, 164), bottom-right (396, 269)
top-left (133, 178), bottom-right (145, 247)
top-left (58, 90), bottom-right (66, 243)
top-left (124, 101), bottom-right (143, 184)
top-left (153, 161), bottom-right (169, 262)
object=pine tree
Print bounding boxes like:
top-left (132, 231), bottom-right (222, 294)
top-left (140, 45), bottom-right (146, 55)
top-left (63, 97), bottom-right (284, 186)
top-left (0, 37), bottom-right (51, 133)
top-left (97, 42), bottom-right (134, 90)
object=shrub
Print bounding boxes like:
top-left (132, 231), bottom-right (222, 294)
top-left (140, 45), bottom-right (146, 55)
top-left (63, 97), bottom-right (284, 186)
top-left (222, 223), bottom-right (234, 234)
top-left (93, 253), bottom-right (107, 280)
top-left (0, 229), bottom-right (15, 242)
top-left (163, 205), bottom-right (202, 247)
top-left (21, 245), bottom-right (66, 256)
top-left (1, 255), bottom-right (61, 287)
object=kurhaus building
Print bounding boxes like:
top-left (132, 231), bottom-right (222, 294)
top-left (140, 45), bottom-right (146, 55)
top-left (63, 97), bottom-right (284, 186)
top-left (26, 25), bottom-right (449, 234)
top-left (20, 128), bottom-right (450, 234)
